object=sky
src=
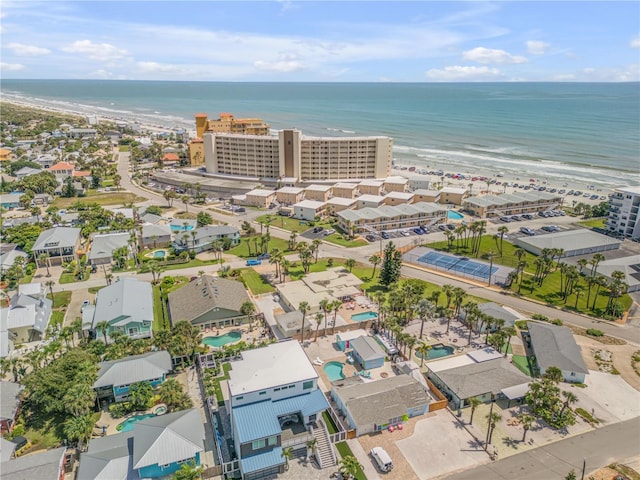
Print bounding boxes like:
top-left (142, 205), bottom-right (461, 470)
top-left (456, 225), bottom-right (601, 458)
top-left (1, 1), bottom-right (639, 82)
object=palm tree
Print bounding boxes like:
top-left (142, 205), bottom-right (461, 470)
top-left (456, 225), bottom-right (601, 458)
top-left (339, 455), bottom-right (363, 479)
top-left (312, 238), bottom-right (322, 263)
top-left (518, 413), bottom-right (536, 442)
top-left (331, 300), bottom-right (341, 335)
top-left (319, 298), bottom-right (330, 335)
top-left (590, 253), bottom-right (605, 277)
top-left (306, 437), bottom-right (318, 462)
top-left (502, 326), bottom-right (517, 357)
top-left (45, 280), bottom-right (55, 300)
top-left (416, 299), bottom-right (435, 339)
top-left (299, 301), bottom-right (310, 342)
top-left (559, 390), bottom-right (578, 417)
top-left (487, 250), bottom-right (496, 286)
top-left (313, 312), bottom-right (323, 342)
top-left (240, 301), bottom-right (256, 331)
top-left (63, 414), bottom-right (94, 446)
top-left (486, 411), bottom-right (502, 444)
top-left (173, 460), bottom-right (204, 480)
top-left (468, 397), bottom-right (482, 425)
top-left (416, 343), bottom-right (431, 366)
top-left (369, 254), bottom-right (381, 279)
top-left (281, 447), bottom-right (294, 470)
top-left (96, 320), bottom-right (110, 344)
top-left (345, 258), bottom-right (356, 272)
top-left (38, 253), bottom-right (51, 276)
top-left (496, 226), bottom-right (508, 256)
top-left (63, 383), bottom-right (97, 416)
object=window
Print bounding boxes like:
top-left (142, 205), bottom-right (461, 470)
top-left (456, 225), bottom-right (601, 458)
top-left (236, 396), bottom-right (244, 400)
top-left (303, 381), bottom-right (313, 390)
top-left (274, 387), bottom-right (281, 391)
top-left (288, 384), bottom-right (295, 389)
top-left (259, 391), bottom-right (266, 395)
top-left (268, 436), bottom-right (277, 446)
top-left (252, 439), bottom-right (265, 450)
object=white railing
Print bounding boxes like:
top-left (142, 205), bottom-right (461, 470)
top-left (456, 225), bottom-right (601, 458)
top-left (281, 432), bottom-right (313, 448)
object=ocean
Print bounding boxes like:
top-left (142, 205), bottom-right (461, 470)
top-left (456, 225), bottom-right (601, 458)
top-left (2, 80), bottom-right (639, 188)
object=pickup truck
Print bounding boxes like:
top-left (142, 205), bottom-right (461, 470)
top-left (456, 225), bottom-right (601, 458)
top-left (246, 259), bottom-right (262, 266)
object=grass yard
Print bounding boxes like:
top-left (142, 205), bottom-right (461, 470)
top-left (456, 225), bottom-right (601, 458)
top-left (322, 411), bottom-right (339, 434)
top-left (335, 442), bottom-right (367, 480)
top-left (53, 192), bottom-right (146, 208)
top-left (48, 291), bottom-right (72, 308)
top-left (88, 286), bottom-right (105, 294)
top-left (157, 257), bottom-right (221, 272)
top-left (512, 355), bottom-right (534, 377)
top-left (19, 272), bottom-right (34, 284)
top-left (59, 267), bottom-right (91, 284)
top-left (152, 284), bottom-right (167, 331)
top-left (240, 268), bottom-right (276, 295)
top-left (118, 145), bottom-right (130, 152)
top-left (577, 217), bottom-right (607, 229)
top-left (324, 234), bottom-right (369, 248)
top-left (50, 311), bottom-right (65, 329)
top-left (227, 236), bottom-right (290, 258)
top-left (256, 214), bottom-right (335, 234)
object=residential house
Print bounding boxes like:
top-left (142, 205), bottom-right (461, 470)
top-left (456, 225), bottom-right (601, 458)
top-left (0, 283), bottom-right (53, 358)
top-left (349, 336), bottom-right (386, 370)
top-left (1, 446), bottom-right (66, 480)
top-left (85, 278), bottom-right (153, 342)
top-left (462, 191), bottom-right (562, 218)
top-left (412, 189), bottom-right (441, 203)
top-left (77, 409), bottom-right (205, 480)
top-left (244, 189), bottom-right (276, 208)
top-left (88, 232), bottom-right (131, 266)
top-left (383, 191), bottom-right (414, 206)
top-left (331, 183), bottom-right (359, 199)
top-left (2, 216), bottom-right (39, 229)
top-left (0, 382), bottom-right (22, 434)
top-left (273, 311), bottom-right (311, 339)
top-left (14, 166), bottom-right (41, 180)
top-left (170, 218), bottom-right (197, 232)
top-left (408, 176), bottom-right (431, 191)
top-left (326, 197), bottom-right (357, 215)
top-left (439, 186), bottom-right (468, 205)
top-left (304, 184), bottom-right (333, 203)
top-left (337, 202), bottom-right (447, 234)
top-left (49, 161), bottom-right (75, 181)
top-left (383, 176), bottom-right (408, 193)
top-left (358, 180), bottom-right (384, 196)
top-left (140, 224), bottom-right (172, 249)
top-left (227, 341), bottom-right (332, 480)
top-left (0, 193), bottom-right (22, 209)
top-left (459, 302), bottom-right (522, 331)
top-left (356, 194), bottom-right (385, 209)
top-left (168, 276), bottom-right (251, 330)
top-left (35, 154), bottom-right (57, 169)
top-left (68, 128), bottom-right (98, 138)
top-left (140, 212), bottom-right (164, 225)
top-left (526, 322), bottom-right (589, 383)
top-left (172, 225), bottom-right (240, 254)
top-left (331, 375), bottom-right (430, 436)
top-left (0, 148), bottom-right (14, 162)
top-left (275, 187), bottom-right (305, 205)
top-left (32, 227), bottom-right (82, 267)
top-left (292, 200), bottom-right (326, 221)
top-left (93, 351), bottom-right (172, 403)
top-left (0, 244), bottom-right (28, 275)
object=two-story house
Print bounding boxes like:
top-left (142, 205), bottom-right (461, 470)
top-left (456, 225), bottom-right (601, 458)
top-left (227, 341), bottom-right (331, 480)
top-left (93, 351), bottom-right (172, 403)
top-left (32, 227), bottom-right (82, 267)
top-left (172, 225), bottom-right (240, 254)
top-left (84, 278), bottom-right (153, 342)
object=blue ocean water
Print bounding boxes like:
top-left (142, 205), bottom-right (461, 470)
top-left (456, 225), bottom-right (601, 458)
top-left (2, 80), bottom-right (638, 187)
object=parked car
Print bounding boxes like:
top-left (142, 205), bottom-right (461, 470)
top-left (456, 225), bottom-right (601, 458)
top-left (81, 300), bottom-right (90, 312)
top-left (520, 227), bottom-right (536, 236)
top-left (521, 214), bottom-right (533, 220)
top-left (499, 216), bottom-right (512, 222)
top-left (324, 229), bottom-right (336, 236)
top-left (370, 447), bottom-right (393, 473)
top-left (313, 226), bottom-right (324, 233)
top-left (365, 234), bottom-right (376, 242)
top-left (381, 231), bottom-right (389, 239)
top-left (412, 228), bottom-right (424, 235)
top-left (246, 259), bottom-right (261, 266)
top-left (438, 224), bottom-right (448, 231)
top-left (400, 230), bottom-right (410, 237)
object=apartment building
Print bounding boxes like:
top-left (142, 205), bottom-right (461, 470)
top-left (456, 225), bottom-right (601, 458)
top-left (607, 186), bottom-right (640, 240)
top-left (203, 129), bottom-right (392, 182)
top-left (463, 191), bottom-right (563, 218)
top-left (337, 202), bottom-right (447, 234)
top-left (195, 113), bottom-right (270, 138)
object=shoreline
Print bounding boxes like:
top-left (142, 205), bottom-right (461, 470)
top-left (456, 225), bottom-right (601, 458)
top-left (0, 98), bottom-right (624, 202)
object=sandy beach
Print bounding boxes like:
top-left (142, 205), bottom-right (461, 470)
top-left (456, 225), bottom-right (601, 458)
top-left (1, 97), bottom-right (621, 203)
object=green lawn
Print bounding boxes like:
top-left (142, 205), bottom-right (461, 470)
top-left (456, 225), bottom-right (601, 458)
top-left (48, 291), bottom-right (72, 308)
top-left (335, 442), bottom-right (367, 480)
top-left (118, 145), bottom-right (130, 152)
top-left (59, 267), bottom-right (91, 284)
top-left (50, 311), bottom-right (65, 329)
top-left (256, 215), bottom-right (334, 234)
top-left (152, 284), bottom-right (167, 331)
top-left (577, 218), bottom-right (607, 229)
top-left (53, 192), bottom-right (146, 208)
top-left (324, 234), bottom-right (368, 248)
top-left (155, 257), bottom-right (221, 273)
top-left (322, 411), bottom-right (339, 434)
top-left (512, 355), bottom-right (534, 377)
top-left (19, 272), bottom-right (34, 284)
top-left (88, 286), bottom-right (105, 294)
top-left (240, 268), bottom-right (276, 295)
top-left (227, 237), bottom-right (290, 258)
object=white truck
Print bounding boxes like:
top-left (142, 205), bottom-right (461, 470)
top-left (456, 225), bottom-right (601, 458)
top-left (370, 446), bottom-right (393, 472)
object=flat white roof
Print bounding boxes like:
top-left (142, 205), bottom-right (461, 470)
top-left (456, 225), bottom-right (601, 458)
top-left (359, 179), bottom-right (384, 187)
top-left (358, 194), bottom-right (385, 202)
top-left (246, 189), bottom-right (275, 197)
top-left (228, 341), bottom-right (318, 396)
top-left (336, 329), bottom-right (369, 342)
top-left (467, 347), bottom-right (503, 363)
top-left (386, 191), bottom-right (414, 199)
top-left (413, 189), bottom-right (440, 196)
top-left (327, 197), bottom-right (357, 206)
top-left (517, 229), bottom-right (621, 252)
top-left (441, 187), bottom-right (468, 194)
top-left (333, 183), bottom-right (358, 190)
top-left (384, 176), bottom-right (408, 184)
top-left (305, 184), bottom-right (333, 192)
top-left (615, 185), bottom-right (640, 195)
top-left (427, 353), bottom-right (475, 373)
top-left (295, 199), bottom-right (326, 209)
top-left (277, 187), bottom-right (305, 194)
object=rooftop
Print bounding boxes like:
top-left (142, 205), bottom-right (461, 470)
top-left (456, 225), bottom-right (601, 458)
top-left (91, 278), bottom-right (153, 329)
top-left (294, 199), bottom-right (326, 209)
top-left (350, 336), bottom-right (385, 362)
top-left (32, 227), bottom-right (81, 251)
top-left (276, 186), bottom-right (305, 194)
top-left (228, 341), bottom-right (318, 397)
top-left (305, 184), bottom-right (333, 192)
top-left (527, 322), bottom-right (589, 374)
top-left (246, 189), bottom-right (276, 197)
top-left (95, 351), bottom-right (172, 389)
top-left (89, 232), bottom-right (130, 261)
top-left (516, 229), bottom-right (621, 252)
top-left (1, 446), bottom-right (66, 480)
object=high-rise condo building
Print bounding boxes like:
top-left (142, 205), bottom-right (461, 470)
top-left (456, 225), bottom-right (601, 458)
top-left (607, 186), bottom-right (640, 240)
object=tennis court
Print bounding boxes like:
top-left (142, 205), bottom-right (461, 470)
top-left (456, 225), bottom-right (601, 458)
top-left (417, 251), bottom-right (498, 280)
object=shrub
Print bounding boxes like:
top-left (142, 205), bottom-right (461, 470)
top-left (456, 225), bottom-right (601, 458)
top-left (575, 407), bottom-right (600, 424)
top-left (515, 320), bottom-right (529, 330)
top-left (109, 402), bottom-right (132, 418)
top-left (327, 258), bottom-right (334, 267)
top-left (532, 313), bottom-right (549, 321)
top-left (586, 328), bottom-right (604, 337)
top-left (550, 318), bottom-right (563, 326)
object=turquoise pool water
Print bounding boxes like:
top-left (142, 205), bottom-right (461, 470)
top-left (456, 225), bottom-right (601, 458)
top-left (153, 250), bottom-right (166, 259)
top-left (116, 413), bottom-right (156, 432)
top-left (324, 361), bottom-right (346, 382)
top-left (351, 311), bottom-right (378, 322)
top-left (202, 330), bottom-right (242, 347)
top-left (415, 344), bottom-right (455, 360)
top-left (447, 211), bottom-right (464, 220)
top-left (171, 225), bottom-right (194, 231)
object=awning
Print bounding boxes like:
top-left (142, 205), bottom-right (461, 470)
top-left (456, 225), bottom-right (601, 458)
top-left (501, 382), bottom-right (530, 400)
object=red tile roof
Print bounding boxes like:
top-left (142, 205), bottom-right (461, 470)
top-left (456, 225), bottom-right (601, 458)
top-left (49, 161), bottom-right (74, 171)
top-left (195, 113), bottom-right (208, 118)
top-left (72, 170), bottom-right (91, 177)
top-left (162, 153), bottom-right (180, 161)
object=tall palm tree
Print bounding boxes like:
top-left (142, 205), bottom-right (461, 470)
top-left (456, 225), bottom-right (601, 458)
top-left (416, 299), bottom-right (435, 339)
top-left (45, 280), bottom-right (55, 300)
top-left (38, 253), bottom-right (51, 277)
top-left (281, 447), bottom-right (294, 470)
top-left (314, 312), bottom-right (323, 342)
top-left (312, 238), bottom-right (322, 263)
top-left (468, 397), bottom-right (482, 425)
top-left (345, 258), bottom-right (356, 272)
top-left (319, 298), bottom-right (330, 335)
top-left (559, 390), bottom-right (578, 417)
top-left (502, 326), bottom-right (517, 357)
top-left (306, 437), bottom-right (318, 462)
top-left (496, 226), bottom-right (508, 256)
top-left (331, 300), bottom-right (341, 335)
top-left (173, 460), bottom-right (204, 480)
top-left (486, 411), bottom-right (502, 444)
top-left (369, 254), bottom-right (381, 279)
top-left (240, 301), bottom-right (256, 331)
top-left (339, 455), bottom-right (363, 479)
top-left (299, 301), bottom-right (310, 342)
top-left (416, 343), bottom-right (431, 366)
top-left (96, 320), bottom-right (111, 344)
top-left (590, 253), bottom-right (605, 277)
top-left (518, 413), bottom-right (536, 442)
top-left (63, 414), bottom-right (94, 446)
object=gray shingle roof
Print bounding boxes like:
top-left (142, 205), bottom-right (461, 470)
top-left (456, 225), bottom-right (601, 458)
top-left (350, 336), bottom-right (385, 362)
top-left (433, 357), bottom-right (530, 399)
top-left (332, 375), bottom-right (429, 428)
top-left (0, 382), bottom-right (22, 421)
top-left (133, 409), bottom-right (204, 469)
top-left (477, 302), bottom-right (520, 327)
top-left (32, 227), bottom-right (81, 251)
top-left (1, 446), bottom-right (66, 480)
top-left (94, 351), bottom-right (172, 389)
top-left (76, 432), bottom-right (133, 480)
top-left (91, 278), bottom-right (153, 329)
top-left (528, 322), bottom-right (589, 374)
top-left (168, 275), bottom-right (250, 324)
top-left (88, 232), bottom-right (130, 261)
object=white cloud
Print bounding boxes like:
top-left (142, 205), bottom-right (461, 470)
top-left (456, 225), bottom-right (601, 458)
top-left (553, 74), bottom-right (576, 81)
top-left (8, 42), bottom-right (51, 56)
top-left (426, 65), bottom-right (501, 81)
top-left (254, 59), bottom-right (306, 73)
top-left (61, 40), bottom-right (128, 61)
top-left (462, 47), bottom-right (527, 64)
top-left (136, 61), bottom-right (184, 74)
top-left (1, 62), bottom-right (25, 71)
top-left (631, 35), bottom-right (640, 48)
top-left (526, 40), bottom-right (551, 55)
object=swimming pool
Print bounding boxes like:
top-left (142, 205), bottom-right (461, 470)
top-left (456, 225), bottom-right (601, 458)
top-left (202, 330), bottom-right (242, 347)
top-left (170, 225), bottom-right (194, 231)
top-left (145, 249), bottom-right (169, 259)
top-left (351, 311), bottom-right (378, 322)
top-left (447, 211), bottom-right (464, 220)
top-left (116, 413), bottom-right (156, 432)
top-left (324, 361), bottom-right (346, 382)
top-left (415, 344), bottom-right (455, 360)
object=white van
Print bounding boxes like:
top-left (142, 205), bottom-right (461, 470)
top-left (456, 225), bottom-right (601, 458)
top-left (370, 446), bottom-right (393, 472)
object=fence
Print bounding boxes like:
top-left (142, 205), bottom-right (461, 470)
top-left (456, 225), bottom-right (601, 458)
top-left (425, 377), bottom-right (449, 412)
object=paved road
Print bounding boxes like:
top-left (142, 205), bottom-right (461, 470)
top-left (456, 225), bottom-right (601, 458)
top-left (445, 418), bottom-right (640, 480)
top-left (116, 152), bottom-right (640, 345)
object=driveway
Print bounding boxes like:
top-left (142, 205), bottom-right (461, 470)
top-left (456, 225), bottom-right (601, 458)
top-left (395, 410), bottom-right (489, 479)
top-left (574, 370), bottom-right (640, 424)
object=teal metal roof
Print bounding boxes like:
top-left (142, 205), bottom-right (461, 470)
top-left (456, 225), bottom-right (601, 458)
top-left (234, 390), bottom-right (330, 443)
top-left (240, 447), bottom-right (284, 474)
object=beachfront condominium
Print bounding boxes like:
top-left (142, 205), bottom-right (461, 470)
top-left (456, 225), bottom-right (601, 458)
top-left (607, 186), bottom-right (640, 240)
top-left (203, 129), bottom-right (392, 182)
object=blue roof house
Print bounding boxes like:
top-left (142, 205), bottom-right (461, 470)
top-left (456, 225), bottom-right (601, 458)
top-left (227, 341), bottom-right (333, 480)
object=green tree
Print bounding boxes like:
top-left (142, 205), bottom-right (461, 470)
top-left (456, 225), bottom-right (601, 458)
top-left (299, 301), bottom-right (310, 341)
top-left (369, 254), bottom-right (381, 279)
top-left (281, 447), bottom-right (294, 470)
top-left (196, 211), bottom-right (213, 227)
top-left (240, 301), bottom-right (256, 331)
top-left (339, 455), bottom-right (363, 479)
top-left (63, 414), bottom-right (94, 445)
top-left (416, 343), bottom-right (431, 367)
top-left (129, 381), bottom-right (155, 410)
top-left (486, 411), bottom-right (502, 444)
top-left (468, 397), bottom-right (482, 425)
top-left (344, 258), bottom-right (356, 272)
top-left (379, 241), bottom-right (402, 287)
top-left (173, 460), bottom-right (203, 480)
top-left (63, 383), bottom-right (97, 416)
top-left (96, 320), bottom-right (111, 344)
top-left (518, 413), bottom-right (536, 443)
top-left (159, 378), bottom-right (193, 412)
